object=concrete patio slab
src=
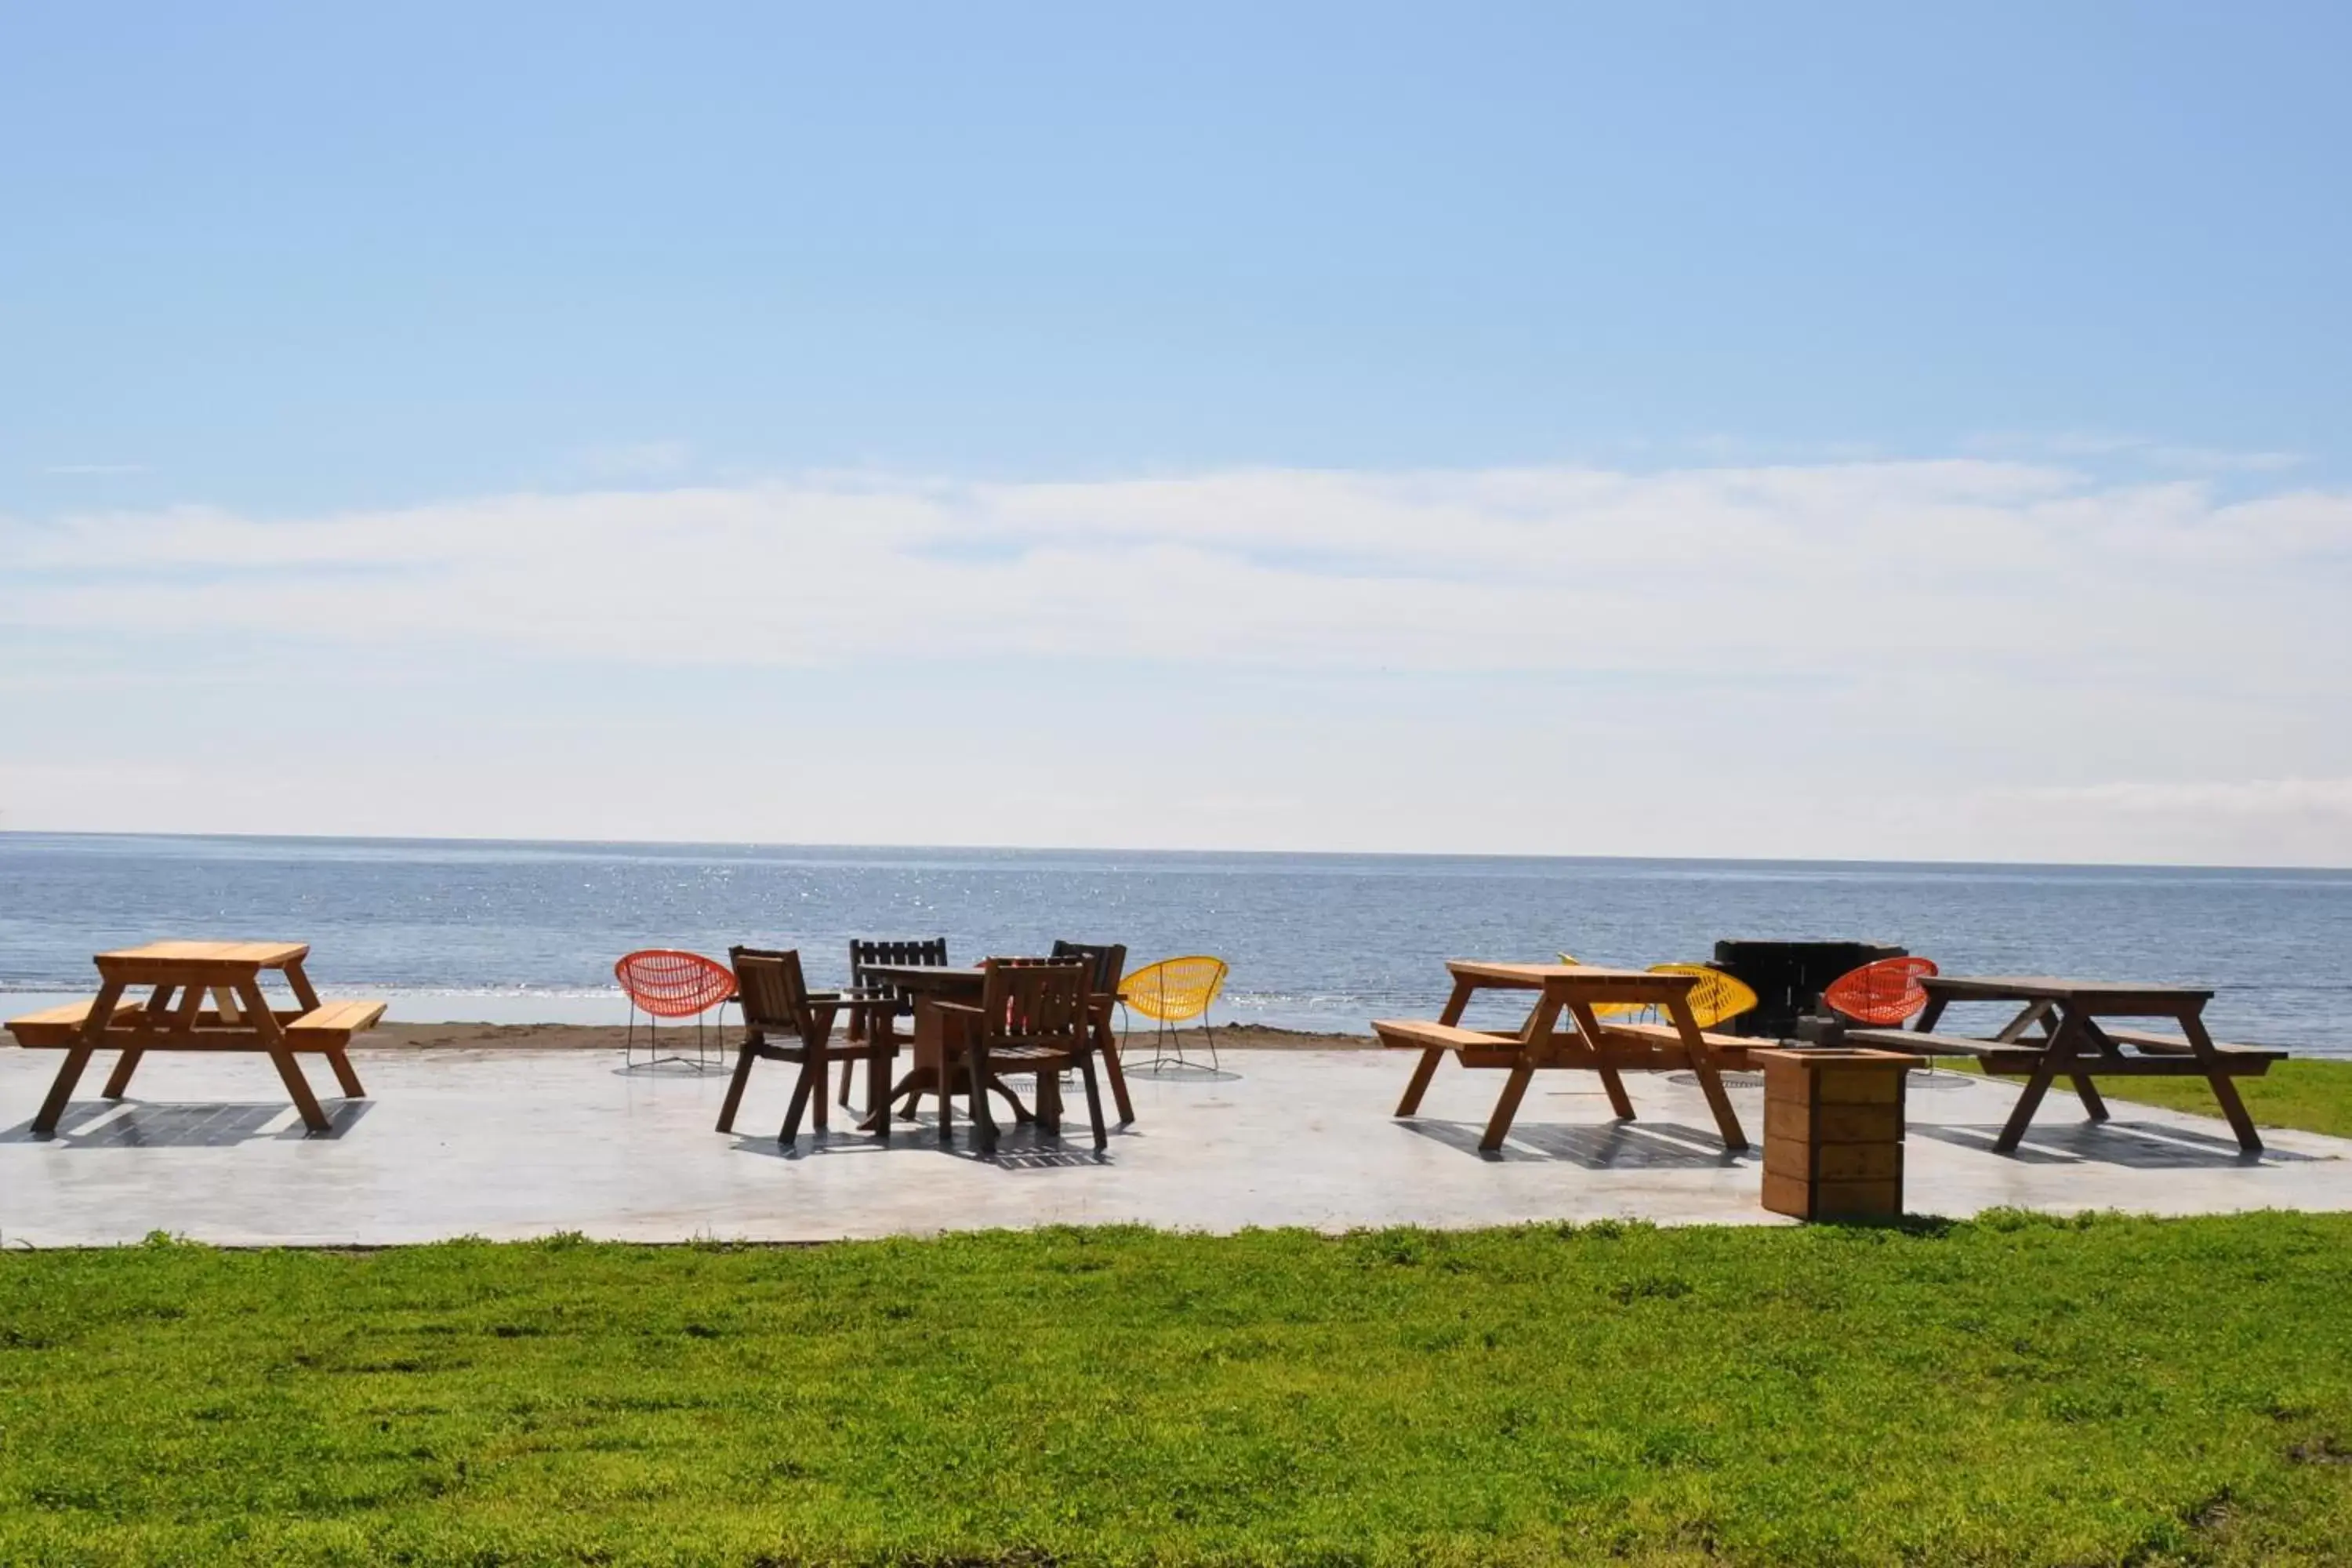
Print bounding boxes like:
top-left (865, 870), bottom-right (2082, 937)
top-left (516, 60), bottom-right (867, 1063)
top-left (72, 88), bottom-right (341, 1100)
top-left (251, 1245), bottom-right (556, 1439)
top-left (3, 1048), bottom-right (2347, 1247)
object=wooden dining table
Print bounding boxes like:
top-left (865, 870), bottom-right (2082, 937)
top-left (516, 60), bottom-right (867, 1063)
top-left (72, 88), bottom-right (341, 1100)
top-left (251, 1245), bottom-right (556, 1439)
top-left (1847, 975), bottom-right (2288, 1154)
top-left (858, 962), bottom-right (1137, 1128)
top-left (1376, 961), bottom-right (1752, 1152)
top-left (5, 941), bottom-right (387, 1136)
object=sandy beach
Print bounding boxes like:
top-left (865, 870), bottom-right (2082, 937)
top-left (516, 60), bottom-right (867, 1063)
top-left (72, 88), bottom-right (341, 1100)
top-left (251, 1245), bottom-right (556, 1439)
top-left (368, 1020), bottom-right (1376, 1051)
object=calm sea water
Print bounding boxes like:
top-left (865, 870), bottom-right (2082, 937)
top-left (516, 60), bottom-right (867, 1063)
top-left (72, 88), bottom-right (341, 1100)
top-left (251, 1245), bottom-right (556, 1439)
top-left (2, 833), bottom-right (2347, 1055)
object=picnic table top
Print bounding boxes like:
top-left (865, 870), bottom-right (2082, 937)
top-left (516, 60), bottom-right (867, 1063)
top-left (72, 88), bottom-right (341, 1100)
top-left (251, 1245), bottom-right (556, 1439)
top-left (1444, 961), bottom-right (1698, 995)
top-left (96, 940), bottom-right (311, 971)
top-left (1921, 974), bottom-right (2215, 1004)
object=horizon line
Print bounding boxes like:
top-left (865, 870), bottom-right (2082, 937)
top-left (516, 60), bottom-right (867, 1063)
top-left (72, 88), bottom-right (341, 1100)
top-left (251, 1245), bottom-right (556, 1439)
top-left (2, 826), bottom-right (2345, 877)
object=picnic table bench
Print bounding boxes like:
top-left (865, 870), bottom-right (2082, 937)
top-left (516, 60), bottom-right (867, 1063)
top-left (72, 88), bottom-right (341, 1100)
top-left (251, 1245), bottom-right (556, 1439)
top-left (5, 941), bottom-right (387, 1136)
top-left (1376, 961), bottom-right (1752, 1152)
top-left (1845, 974), bottom-right (2287, 1154)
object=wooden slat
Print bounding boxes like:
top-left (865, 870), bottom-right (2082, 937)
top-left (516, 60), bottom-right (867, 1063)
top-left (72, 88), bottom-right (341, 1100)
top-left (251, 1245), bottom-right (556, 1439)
top-left (1590, 1022), bottom-right (1755, 1065)
top-left (5, 998), bottom-right (144, 1048)
top-left (1444, 961), bottom-right (1697, 998)
top-left (97, 939), bottom-right (309, 965)
top-left (1980, 1054), bottom-right (2278, 1079)
top-left (1371, 1019), bottom-right (1520, 1052)
top-left (283, 1000), bottom-right (389, 1046)
top-left (2102, 1028), bottom-right (2287, 1062)
top-left (1919, 975), bottom-right (2213, 1007)
top-left (1766, 1100), bottom-right (1901, 1144)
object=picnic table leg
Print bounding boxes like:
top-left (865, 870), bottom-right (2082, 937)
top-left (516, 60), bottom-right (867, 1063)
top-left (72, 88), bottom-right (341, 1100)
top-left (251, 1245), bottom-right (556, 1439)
top-left (2068, 1073), bottom-right (2110, 1120)
top-left (35, 979), bottom-right (126, 1135)
top-left (2180, 1010), bottom-right (2263, 1154)
top-left (1562, 998), bottom-right (1636, 1120)
top-left (101, 1048), bottom-right (145, 1099)
top-left (1478, 1063), bottom-right (1536, 1152)
top-left (324, 1049), bottom-right (368, 1099)
top-left (1660, 997), bottom-right (1747, 1150)
top-left (34, 1048), bottom-right (96, 1137)
top-left (1994, 1010), bottom-right (2083, 1153)
top-left (1397, 975), bottom-right (1476, 1117)
top-left (1478, 990), bottom-right (1570, 1152)
top-left (266, 1050), bottom-right (330, 1133)
top-left (284, 959), bottom-right (325, 1013)
top-left (244, 976), bottom-right (329, 1134)
top-left (103, 982), bottom-right (179, 1098)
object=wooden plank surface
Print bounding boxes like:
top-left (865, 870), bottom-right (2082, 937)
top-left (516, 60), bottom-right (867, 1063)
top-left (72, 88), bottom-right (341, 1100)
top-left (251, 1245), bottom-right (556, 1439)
top-left (96, 940), bottom-right (311, 968)
top-left (1920, 975), bottom-right (2213, 1007)
top-left (1370, 1020), bottom-right (1519, 1052)
top-left (1443, 961), bottom-right (1697, 997)
top-left (5, 998), bottom-right (143, 1048)
top-left (1765, 1101), bottom-right (1902, 1144)
top-left (284, 1000), bottom-right (390, 1045)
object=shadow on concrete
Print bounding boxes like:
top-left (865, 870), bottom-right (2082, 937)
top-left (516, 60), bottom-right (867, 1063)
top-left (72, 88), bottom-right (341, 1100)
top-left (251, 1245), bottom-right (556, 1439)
top-left (1125, 1062), bottom-right (1242, 1083)
top-left (728, 1112), bottom-right (1116, 1169)
top-left (1, 1099), bottom-right (372, 1146)
top-left (1910, 1118), bottom-right (2314, 1168)
top-left (1402, 1117), bottom-right (1751, 1169)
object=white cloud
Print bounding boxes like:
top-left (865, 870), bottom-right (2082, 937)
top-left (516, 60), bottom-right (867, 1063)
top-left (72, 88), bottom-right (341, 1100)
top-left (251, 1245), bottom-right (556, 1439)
top-left (4, 459), bottom-right (2349, 862)
top-left (10, 460), bottom-right (2348, 678)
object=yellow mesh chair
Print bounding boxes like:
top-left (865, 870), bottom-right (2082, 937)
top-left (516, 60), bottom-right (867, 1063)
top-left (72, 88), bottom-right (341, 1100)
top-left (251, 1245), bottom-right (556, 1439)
top-left (1120, 956), bottom-right (1229, 1073)
top-left (1560, 956), bottom-right (1759, 1028)
top-left (1557, 954), bottom-right (1643, 1020)
top-left (1646, 964), bottom-right (1759, 1029)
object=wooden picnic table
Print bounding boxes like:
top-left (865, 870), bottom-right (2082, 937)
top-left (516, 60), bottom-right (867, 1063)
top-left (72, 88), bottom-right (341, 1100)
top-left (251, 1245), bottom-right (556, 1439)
top-left (1374, 961), bottom-right (1752, 1152)
top-left (5, 941), bottom-right (386, 1136)
top-left (1846, 975), bottom-right (2286, 1155)
top-left (858, 963), bottom-right (1137, 1130)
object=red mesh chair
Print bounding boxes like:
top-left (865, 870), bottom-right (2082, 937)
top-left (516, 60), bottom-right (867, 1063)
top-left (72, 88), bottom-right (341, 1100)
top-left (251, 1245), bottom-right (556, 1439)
top-left (1821, 956), bottom-right (1939, 1026)
top-left (615, 949), bottom-right (737, 1069)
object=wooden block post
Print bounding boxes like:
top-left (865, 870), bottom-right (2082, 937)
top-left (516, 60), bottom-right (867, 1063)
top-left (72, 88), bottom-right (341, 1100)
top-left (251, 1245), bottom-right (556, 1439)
top-left (1751, 1047), bottom-right (1923, 1222)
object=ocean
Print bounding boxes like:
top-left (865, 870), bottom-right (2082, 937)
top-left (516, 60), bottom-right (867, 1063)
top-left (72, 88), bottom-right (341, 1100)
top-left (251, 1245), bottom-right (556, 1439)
top-left (2, 833), bottom-right (2347, 1055)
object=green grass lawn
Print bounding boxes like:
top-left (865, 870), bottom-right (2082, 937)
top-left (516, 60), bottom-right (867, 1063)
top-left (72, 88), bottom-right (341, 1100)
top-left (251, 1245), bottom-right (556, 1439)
top-left (5, 1218), bottom-right (2352, 1566)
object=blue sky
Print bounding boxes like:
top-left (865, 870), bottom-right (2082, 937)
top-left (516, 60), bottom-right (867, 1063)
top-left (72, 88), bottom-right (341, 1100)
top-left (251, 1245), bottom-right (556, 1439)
top-left (5, 4), bottom-right (2350, 862)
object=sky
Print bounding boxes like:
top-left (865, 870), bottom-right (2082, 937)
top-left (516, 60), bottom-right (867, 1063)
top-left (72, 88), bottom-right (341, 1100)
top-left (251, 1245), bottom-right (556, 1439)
top-left (4, 2), bottom-right (2350, 865)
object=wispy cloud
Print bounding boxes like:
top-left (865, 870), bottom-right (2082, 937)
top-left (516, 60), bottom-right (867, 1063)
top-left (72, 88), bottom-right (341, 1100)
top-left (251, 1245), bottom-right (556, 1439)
top-left (1963, 431), bottom-right (2307, 474)
top-left (6, 459), bottom-right (2349, 860)
top-left (8, 459), bottom-right (2348, 677)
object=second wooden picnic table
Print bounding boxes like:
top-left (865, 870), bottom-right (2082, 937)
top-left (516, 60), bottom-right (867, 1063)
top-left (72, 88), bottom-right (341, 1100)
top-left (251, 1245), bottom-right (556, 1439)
top-left (1846, 975), bottom-right (2287, 1154)
top-left (1375, 961), bottom-right (1752, 1152)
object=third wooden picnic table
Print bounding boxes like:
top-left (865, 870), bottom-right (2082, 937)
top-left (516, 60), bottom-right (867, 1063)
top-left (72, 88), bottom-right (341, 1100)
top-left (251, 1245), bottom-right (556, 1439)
top-left (1375, 961), bottom-right (1754, 1152)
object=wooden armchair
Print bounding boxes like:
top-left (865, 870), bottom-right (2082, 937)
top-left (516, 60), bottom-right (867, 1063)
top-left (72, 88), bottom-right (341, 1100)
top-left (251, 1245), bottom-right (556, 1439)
top-left (1050, 940), bottom-right (1127, 997)
top-left (718, 946), bottom-right (899, 1144)
top-left (925, 957), bottom-right (1106, 1152)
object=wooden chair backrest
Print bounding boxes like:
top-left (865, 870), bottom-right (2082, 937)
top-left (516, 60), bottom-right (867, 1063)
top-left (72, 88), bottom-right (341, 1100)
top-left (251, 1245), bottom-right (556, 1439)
top-left (729, 946), bottom-right (815, 1038)
top-left (977, 958), bottom-right (1091, 1048)
top-left (850, 937), bottom-right (949, 1004)
top-left (1050, 940), bottom-right (1127, 997)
